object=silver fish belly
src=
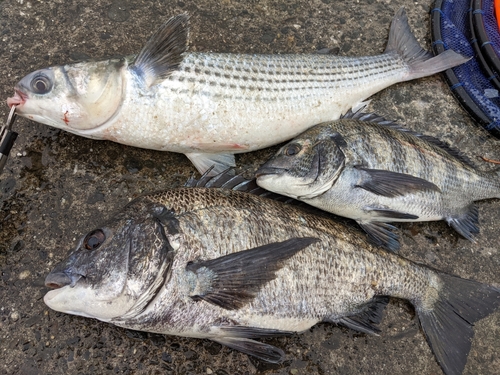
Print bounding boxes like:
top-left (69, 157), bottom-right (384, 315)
top-left (8, 9), bottom-right (468, 174)
top-left (43, 176), bottom-right (500, 375)
top-left (256, 111), bottom-right (500, 251)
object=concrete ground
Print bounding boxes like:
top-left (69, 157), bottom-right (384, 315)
top-left (0, 0), bottom-right (499, 374)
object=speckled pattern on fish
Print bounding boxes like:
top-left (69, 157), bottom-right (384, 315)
top-left (44, 185), bottom-right (500, 375)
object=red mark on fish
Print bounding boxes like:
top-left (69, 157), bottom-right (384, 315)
top-left (63, 111), bottom-right (70, 125)
top-left (229, 143), bottom-right (248, 150)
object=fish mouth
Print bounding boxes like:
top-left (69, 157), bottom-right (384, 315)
top-left (45, 271), bottom-right (84, 289)
top-left (7, 89), bottom-right (28, 108)
top-left (43, 285), bottom-right (70, 306)
top-left (255, 166), bottom-right (287, 178)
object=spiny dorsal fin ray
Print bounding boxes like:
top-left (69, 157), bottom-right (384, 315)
top-left (132, 14), bottom-right (189, 88)
top-left (184, 167), bottom-right (298, 204)
top-left (342, 108), bottom-right (475, 167)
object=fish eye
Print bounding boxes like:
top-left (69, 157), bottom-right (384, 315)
top-left (83, 229), bottom-right (106, 250)
top-left (284, 143), bottom-right (302, 156)
top-left (30, 74), bottom-right (52, 94)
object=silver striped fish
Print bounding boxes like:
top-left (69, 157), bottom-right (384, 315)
top-left (7, 8), bottom-right (467, 174)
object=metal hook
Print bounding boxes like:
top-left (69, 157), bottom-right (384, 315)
top-left (0, 106), bottom-right (19, 175)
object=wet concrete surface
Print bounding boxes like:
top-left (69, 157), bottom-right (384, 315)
top-left (0, 0), bottom-right (499, 374)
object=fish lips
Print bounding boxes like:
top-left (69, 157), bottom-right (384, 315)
top-left (45, 270), bottom-right (84, 289)
top-left (255, 166), bottom-right (287, 179)
top-left (255, 165), bottom-right (300, 197)
top-left (7, 88), bottom-right (28, 108)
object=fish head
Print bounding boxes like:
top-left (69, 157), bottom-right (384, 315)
top-left (7, 58), bottom-right (126, 132)
top-left (256, 125), bottom-right (346, 199)
top-left (44, 198), bottom-right (176, 321)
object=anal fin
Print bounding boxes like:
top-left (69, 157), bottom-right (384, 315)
top-left (335, 296), bottom-right (390, 335)
top-left (358, 221), bottom-right (400, 252)
top-left (446, 204), bottom-right (479, 242)
top-left (185, 152), bottom-right (236, 176)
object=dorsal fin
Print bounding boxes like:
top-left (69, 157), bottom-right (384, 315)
top-left (342, 109), bottom-right (475, 167)
top-left (132, 14), bottom-right (189, 87)
top-left (184, 167), bottom-right (297, 204)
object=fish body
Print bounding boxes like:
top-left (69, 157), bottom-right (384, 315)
top-left (8, 9), bottom-right (468, 174)
top-left (44, 177), bottom-right (500, 375)
top-left (256, 111), bottom-right (500, 251)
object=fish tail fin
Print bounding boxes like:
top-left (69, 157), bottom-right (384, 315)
top-left (385, 8), bottom-right (469, 81)
top-left (416, 272), bottom-right (500, 375)
top-left (479, 166), bottom-right (500, 199)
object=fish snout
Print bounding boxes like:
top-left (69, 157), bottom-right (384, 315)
top-left (45, 271), bottom-right (83, 289)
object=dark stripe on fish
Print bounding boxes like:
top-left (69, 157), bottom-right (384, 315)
top-left (132, 218), bottom-right (176, 316)
top-left (61, 67), bottom-right (76, 94)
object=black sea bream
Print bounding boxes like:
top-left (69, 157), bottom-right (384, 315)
top-left (44, 175), bottom-right (499, 375)
top-left (8, 9), bottom-right (467, 174)
top-left (256, 111), bottom-right (500, 251)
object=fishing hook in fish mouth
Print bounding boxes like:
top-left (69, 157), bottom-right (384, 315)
top-left (6, 89), bottom-right (27, 108)
top-left (0, 105), bottom-right (19, 175)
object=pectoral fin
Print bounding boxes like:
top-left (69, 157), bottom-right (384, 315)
top-left (212, 337), bottom-right (285, 363)
top-left (187, 237), bottom-right (318, 310)
top-left (185, 152), bottom-right (236, 176)
top-left (356, 168), bottom-right (441, 197)
top-left (132, 14), bottom-right (189, 87)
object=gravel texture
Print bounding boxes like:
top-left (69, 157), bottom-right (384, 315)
top-left (0, 0), bottom-right (499, 374)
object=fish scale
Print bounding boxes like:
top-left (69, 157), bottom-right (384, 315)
top-left (133, 189), bottom-right (435, 317)
top-left (8, 9), bottom-right (468, 174)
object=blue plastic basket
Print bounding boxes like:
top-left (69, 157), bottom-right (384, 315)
top-left (431, 0), bottom-right (500, 137)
